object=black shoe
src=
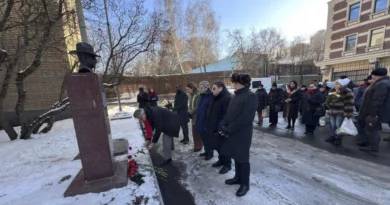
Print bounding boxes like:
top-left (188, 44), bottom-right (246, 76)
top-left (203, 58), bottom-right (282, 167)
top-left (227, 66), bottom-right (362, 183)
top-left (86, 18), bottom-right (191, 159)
top-left (383, 138), bottom-right (390, 142)
top-left (199, 152), bottom-right (207, 157)
top-left (219, 166), bottom-right (231, 174)
top-left (160, 158), bottom-right (172, 166)
top-left (333, 139), bottom-right (342, 146)
top-left (269, 124), bottom-right (276, 127)
top-left (285, 126), bottom-right (291, 129)
top-left (304, 132), bottom-right (313, 135)
top-left (291, 127), bottom-right (295, 130)
top-left (325, 136), bottom-right (336, 143)
top-left (212, 161), bottom-right (222, 168)
top-left (194, 148), bottom-right (202, 152)
top-left (180, 139), bottom-right (185, 143)
top-left (204, 155), bottom-right (213, 161)
top-left (182, 140), bottom-right (189, 144)
top-left (357, 142), bottom-right (368, 147)
top-left (236, 185), bottom-right (250, 197)
top-left (225, 177), bottom-right (241, 185)
top-left (359, 146), bottom-right (379, 153)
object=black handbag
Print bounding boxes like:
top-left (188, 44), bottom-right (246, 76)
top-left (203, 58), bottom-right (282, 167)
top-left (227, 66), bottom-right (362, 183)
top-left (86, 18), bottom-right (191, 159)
top-left (314, 104), bottom-right (326, 117)
top-left (274, 104), bottom-right (282, 112)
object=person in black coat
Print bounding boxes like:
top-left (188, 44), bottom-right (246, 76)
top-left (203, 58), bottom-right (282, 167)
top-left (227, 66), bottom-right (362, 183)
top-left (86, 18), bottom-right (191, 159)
top-left (174, 85), bottom-right (190, 144)
top-left (285, 81), bottom-right (301, 130)
top-left (220, 73), bottom-right (257, 197)
top-left (255, 83), bottom-right (267, 125)
top-left (358, 67), bottom-right (390, 152)
top-left (299, 85), bottom-right (309, 117)
top-left (302, 84), bottom-right (325, 135)
top-left (205, 82), bottom-right (232, 174)
top-left (148, 88), bottom-right (159, 107)
top-left (195, 81), bottom-right (213, 159)
top-left (137, 87), bottom-right (150, 108)
top-left (268, 83), bottom-right (283, 127)
top-left (133, 106), bottom-right (180, 166)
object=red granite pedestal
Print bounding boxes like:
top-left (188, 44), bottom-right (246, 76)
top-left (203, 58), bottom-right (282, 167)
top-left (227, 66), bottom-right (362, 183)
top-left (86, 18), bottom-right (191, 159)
top-left (63, 73), bottom-right (128, 197)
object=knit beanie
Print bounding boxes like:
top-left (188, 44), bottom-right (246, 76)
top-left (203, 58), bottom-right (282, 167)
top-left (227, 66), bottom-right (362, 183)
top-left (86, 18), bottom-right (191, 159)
top-left (371, 67), bottom-right (388, 76)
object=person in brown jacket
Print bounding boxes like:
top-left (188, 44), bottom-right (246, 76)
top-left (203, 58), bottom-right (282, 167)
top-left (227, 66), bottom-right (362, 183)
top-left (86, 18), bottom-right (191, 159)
top-left (324, 79), bottom-right (355, 146)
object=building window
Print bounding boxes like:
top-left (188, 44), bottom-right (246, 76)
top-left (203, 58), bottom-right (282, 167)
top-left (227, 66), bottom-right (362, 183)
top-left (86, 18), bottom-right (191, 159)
top-left (345, 35), bottom-right (357, 51)
top-left (370, 28), bottom-right (385, 47)
top-left (374, 0), bottom-right (388, 13)
top-left (349, 3), bottom-right (360, 21)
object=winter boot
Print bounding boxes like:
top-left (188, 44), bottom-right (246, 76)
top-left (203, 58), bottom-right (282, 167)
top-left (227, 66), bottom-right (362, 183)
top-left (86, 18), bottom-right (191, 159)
top-left (236, 162), bottom-right (250, 197)
top-left (225, 163), bottom-right (241, 185)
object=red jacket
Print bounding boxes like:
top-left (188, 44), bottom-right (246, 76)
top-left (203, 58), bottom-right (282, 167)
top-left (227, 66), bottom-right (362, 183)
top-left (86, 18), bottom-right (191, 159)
top-left (143, 119), bottom-right (152, 140)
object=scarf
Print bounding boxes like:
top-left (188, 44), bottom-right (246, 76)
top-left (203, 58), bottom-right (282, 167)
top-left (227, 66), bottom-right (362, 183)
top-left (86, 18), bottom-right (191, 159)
top-left (307, 90), bottom-right (315, 94)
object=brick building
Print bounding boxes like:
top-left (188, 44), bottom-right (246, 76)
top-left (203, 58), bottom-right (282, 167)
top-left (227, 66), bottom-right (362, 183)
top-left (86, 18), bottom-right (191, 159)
top-left (0, 0), bottom-right (81, 126)
top-left (316, 0), bottom-right (390, 83)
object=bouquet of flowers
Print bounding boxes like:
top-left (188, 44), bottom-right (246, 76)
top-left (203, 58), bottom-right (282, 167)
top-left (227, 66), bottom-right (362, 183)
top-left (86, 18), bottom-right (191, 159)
top-left (163, 99), bottom-right (173, 110)
top-left (325, 92), bottom-right (341, 105)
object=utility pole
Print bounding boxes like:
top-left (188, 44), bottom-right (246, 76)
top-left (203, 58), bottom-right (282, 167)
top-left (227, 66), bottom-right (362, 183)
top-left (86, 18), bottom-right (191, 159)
top-left (75, 0), bottom-right (89, 43)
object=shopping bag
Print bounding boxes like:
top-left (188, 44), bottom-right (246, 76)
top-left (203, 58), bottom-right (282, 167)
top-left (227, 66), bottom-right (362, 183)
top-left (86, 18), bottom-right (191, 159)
top-left (262, 107), bottom-right (269, 118)
top-left (336, 118), bottom-right (358, 136)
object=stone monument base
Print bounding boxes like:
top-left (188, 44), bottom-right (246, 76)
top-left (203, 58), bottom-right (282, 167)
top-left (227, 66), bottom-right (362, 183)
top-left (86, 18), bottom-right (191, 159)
top-left (73, 139), bottom-right (129, 160)
top-left (64, 160), bottom-right (128, 197)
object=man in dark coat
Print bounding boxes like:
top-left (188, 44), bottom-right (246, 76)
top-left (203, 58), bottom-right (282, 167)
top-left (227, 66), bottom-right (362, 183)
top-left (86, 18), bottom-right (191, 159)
top-left (354, 76), bottom-right (371, 112)
top-left (174, 85), bottom-right (190, 144)
top-left (268, 83), bottom-right (283, 126)
top-left (137, 87), bottom-right (150, 108)
top-left (195, 81), bottom-right (213, 160)
top-left (255, 83), bottom-right (267, 125)
top-left (206, 82), bottom-right (232, 174)
top-left (221, 73), bottom-right (257, 197)
top-left (302, 84), bottom-right (325, 134)
top-left (358, 67), bottom-right (390, 152)
top-left (133, 106), bottom-right (180, 166)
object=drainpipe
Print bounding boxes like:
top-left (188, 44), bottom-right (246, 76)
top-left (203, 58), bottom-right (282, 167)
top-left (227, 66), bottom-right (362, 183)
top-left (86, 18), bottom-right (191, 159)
top-left (75, 0), bottom-right (89, 43)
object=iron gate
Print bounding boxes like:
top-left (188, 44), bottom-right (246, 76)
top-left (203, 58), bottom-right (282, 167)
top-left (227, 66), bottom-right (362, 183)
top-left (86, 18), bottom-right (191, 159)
top-left (332, 69), bottom-right (370, 84)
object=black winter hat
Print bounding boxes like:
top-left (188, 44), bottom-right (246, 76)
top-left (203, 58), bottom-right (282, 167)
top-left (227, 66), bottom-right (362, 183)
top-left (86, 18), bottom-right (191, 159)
top-left (272, 82), bottom-right (277, 87)
top-left (371, 67), bottom-right (388, 76)
top-left (364, 75), bottom-right (372, 81)
top-left (139, 87), bottom-right (144, 92)
top-left (231, 73), bottom-right (251, 87)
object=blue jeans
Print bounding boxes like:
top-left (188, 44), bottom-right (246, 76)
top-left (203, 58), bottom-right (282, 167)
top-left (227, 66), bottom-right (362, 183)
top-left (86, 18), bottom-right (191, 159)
top-left (330, 115), bottom-right (344, 139)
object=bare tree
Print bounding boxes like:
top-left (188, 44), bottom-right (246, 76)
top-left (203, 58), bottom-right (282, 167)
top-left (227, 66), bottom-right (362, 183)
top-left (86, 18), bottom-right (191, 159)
top-left (0, 0), bottom-right (17, 140)
top-left (249, 27), bottom-right (285, 62)
top-left (226, 29), bottom-right (251, 73)
top-left (185, 0), bottom-right (219, 72)
top-left (87, 0), bottom-right (165, 85)
top-left (10, 0), bottom-right (78, 139)
top-left (310, 29), bottom-right (326, 62)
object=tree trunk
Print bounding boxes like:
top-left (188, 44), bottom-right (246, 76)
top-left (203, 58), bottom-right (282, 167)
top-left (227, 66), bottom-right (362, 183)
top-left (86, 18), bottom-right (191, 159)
top-left (0, 101), bottom-right (17, 140)
top-left (15, 73), bottom-right (30, 139)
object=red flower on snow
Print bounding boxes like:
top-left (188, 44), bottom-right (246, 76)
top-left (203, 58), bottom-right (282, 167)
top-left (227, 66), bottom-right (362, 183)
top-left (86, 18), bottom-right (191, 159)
top-left (128, 146), bottom-right (132, 150)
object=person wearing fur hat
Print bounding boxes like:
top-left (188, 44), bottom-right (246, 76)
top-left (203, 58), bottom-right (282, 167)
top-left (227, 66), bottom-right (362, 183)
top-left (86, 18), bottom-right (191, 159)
top-left (220, 73), bottom-right (257, 197)
top-left (358, 67), bottom-right (390, 152)
top-left (324, 78), bottom-right (355, 146)
top-left (133, 106), bottom-right (181, 166)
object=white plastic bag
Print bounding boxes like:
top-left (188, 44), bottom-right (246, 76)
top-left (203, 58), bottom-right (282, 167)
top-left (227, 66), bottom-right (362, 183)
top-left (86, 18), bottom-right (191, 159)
top-left (336, 118), bottom-right (358, 136)
top-left (262, 107), bottom-right (269, 118)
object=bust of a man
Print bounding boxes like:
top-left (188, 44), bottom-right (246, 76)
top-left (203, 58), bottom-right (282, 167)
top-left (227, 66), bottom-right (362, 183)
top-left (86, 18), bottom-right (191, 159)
top-left (69, 42), bottom-right (100, 73)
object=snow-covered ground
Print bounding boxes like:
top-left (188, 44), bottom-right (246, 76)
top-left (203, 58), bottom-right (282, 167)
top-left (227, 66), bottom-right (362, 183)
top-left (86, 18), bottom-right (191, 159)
top-left (170, 127), bottom-right (390, 205)
top-left (0, 106), bottom-right (161, 205)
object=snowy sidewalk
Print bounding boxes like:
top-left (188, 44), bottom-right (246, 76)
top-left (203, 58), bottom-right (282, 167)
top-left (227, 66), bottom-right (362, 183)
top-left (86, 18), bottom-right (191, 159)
top-left (0, 113), bottom-right (163, 205)
top-left (166, 126), bottom-right (390, 205)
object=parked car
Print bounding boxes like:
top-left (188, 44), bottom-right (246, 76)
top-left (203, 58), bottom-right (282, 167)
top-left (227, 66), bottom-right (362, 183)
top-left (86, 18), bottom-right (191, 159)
top-left (319, 81), bottom-right (335, 89)
top-left (277, 84), bottom-right (288, 91)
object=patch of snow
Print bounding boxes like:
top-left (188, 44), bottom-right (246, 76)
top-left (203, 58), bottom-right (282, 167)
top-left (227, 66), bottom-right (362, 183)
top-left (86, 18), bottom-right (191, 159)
top-left (0, 111), bottom-right (161, 205)
top-left (107, 106), bottom-right (137, 117)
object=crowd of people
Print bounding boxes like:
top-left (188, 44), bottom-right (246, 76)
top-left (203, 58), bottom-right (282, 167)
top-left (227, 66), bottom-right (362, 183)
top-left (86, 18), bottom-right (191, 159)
top-left (132, 67), bottom-right (390, 197)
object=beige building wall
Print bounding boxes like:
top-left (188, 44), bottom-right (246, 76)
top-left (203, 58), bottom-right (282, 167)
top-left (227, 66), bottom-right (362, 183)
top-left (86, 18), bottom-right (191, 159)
top-left (0, 0), bottom-right (80, 113)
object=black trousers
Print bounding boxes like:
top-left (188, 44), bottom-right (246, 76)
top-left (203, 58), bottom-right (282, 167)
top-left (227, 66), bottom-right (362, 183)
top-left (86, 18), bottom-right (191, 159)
top-left (269, 110), bottom-right (278, 124)
top-left (234, 161), bottom-right (250, 185)
top-left (181, 122), bottom-right (189, 141)
top-left (305, 124), bottom-right (317, 133)
top-left (211, 136), bottom-right (232, 167)
top-left (200, 132), bottom-right (213, 155)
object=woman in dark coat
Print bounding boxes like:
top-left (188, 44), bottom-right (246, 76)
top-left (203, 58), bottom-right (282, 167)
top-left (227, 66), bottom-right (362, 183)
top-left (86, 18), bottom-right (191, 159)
top-left (173, 85), bottom-right (189, 144)
top-left (255, 83), bottom-right (267, 125)
top-left (268, 83), bottom-right (283, 127)
top-left (285, 81), bottom-right (301, 130)
top-left (302, 84), bottom-right (325, 135)
top-left (137, 87), bottom-right (150, 108)
top-left (220, 73), bottom-right (257, 197)
top-left (196, 81), bottom-right (213, 159)
top-left (206, 82), bottom-right (232, 174)
top-left (148, 88), bottom-right (159, 107)
top-left (299, 85), bottom-right (309, 117)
